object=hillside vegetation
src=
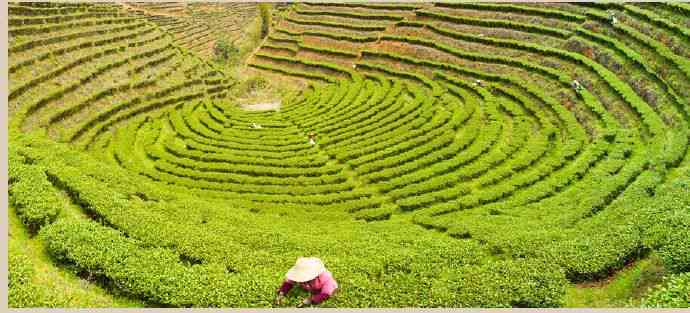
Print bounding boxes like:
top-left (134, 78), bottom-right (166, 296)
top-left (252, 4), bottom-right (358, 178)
top-left (8, 2), bottom-right (690, 308)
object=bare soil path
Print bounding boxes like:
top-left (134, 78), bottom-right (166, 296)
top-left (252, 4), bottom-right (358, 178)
top-left (240, 101), bottom-right (282, 111)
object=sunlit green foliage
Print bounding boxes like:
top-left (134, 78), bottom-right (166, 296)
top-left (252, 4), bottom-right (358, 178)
top-left (8, 1), bottom-right (690, 308)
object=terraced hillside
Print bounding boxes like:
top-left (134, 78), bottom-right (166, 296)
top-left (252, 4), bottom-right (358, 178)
top-left (8, 2), bottom-right (690, 308)
top-left (8, 1), bottom-right (234, 143)
top-left (124, 2), bottom-right (258, 58)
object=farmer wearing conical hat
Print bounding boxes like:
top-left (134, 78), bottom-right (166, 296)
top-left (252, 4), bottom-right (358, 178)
top-left (275, 257), bottom-right (338, 307)
top-left (608, 11), bottom-right (618, 24)
top-left (308, 131), bottom-right (317, 145)
top-left (572, 79), bottom-right (583, 92)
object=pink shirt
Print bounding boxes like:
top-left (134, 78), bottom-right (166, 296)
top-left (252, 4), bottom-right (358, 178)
top-left (278, 270), bottom-right (338, 304)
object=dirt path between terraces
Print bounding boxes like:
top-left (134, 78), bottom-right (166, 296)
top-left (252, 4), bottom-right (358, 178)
top-left (240, 101), bottom-right (282, 111)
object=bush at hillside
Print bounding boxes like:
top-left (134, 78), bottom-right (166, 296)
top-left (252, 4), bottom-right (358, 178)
top-left (259, 4), bottom-right (271, 38)
top-left (8, 253), bottom-right (56, 307)
top-left (640, 168), bottom-right (690, 274)
top-left (213, 39), bottom-right (239, 64)
top-left (657, 216), bottom-right (690, 274)
top-left (642, 272), bottom-right (690, 308)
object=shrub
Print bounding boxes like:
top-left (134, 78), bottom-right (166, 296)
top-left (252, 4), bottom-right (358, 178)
top-left (447, 259), bottom-right (567, 307)
top-left (641, 272), bottom-right (690, 308)
top-left (259, 4), bottom-right (271, 39)
top-left (8, 253), bottom-right (56, 307)
top-left (640, 165), bottom-right (690, 274)
top-left (9, 253), bottom-right (33, 290)
top-left (651, 211), bottom-right (690, 274)
top-left (8, 147), bottom-right (63, 233)
top-left (213, 39), bottom-right (239, 63)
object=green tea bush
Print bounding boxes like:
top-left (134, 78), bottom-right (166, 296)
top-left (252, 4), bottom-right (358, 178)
top-left (640, 168), bottom-right (690, 274)
top-left (213, 39), bottom-right (239, 63)
top-left (446, 259), bottom-right (567, 307)
top-left (641, 272), bottom-right (690, 308)
top-left (8, 254), bottom-right (37, 307)
top-left (40, 219), bottom-right (238, 307)
top-left (657, 216), bottom-right (690, 274)
top-left (259, 4), bottom-right (271, 39)
top-left (8, 148), bottom-right (62, 233)
top-left (8, 253), bottom-right (57, 307)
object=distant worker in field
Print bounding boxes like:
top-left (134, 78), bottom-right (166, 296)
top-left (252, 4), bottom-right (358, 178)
top-left (251, 122), bottom-right (262, 129)
top-left (474, 79), bottom-right (483, 87)
top-left (275, 257), bottom-right (338, 307)
top-left (308, 131), bottom-right (316, 145)
top-left (608, 11), bottom-right (618, 25)
top-left (572, 80), bottom-right (583, 92)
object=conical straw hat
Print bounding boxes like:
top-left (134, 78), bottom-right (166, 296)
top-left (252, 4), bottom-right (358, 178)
top-left (286, 257), bottom-right (326, 282)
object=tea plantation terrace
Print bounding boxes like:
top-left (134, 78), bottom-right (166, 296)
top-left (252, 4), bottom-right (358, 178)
top-left (8, 1), bottom-right (690, 308)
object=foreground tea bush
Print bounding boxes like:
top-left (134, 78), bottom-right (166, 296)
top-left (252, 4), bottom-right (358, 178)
top-left (8, 254), bottom-right (45, 307)
top-left (40, 217), bottom-right (567, 307)
top-left (8, 147), bottom-right (63, 233)
top-left (41, 219), bottom-right (248, 307)
top-left (642, 273), bottom-right (690, 308)
top-left (9, 128), bottom-right (572, 307)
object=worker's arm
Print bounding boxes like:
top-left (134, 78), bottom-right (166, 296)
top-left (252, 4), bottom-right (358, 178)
top-left (310, 279), bottom-right (337, 304)
top-left (278, 280), bottom-right (295, 295)
top-left (310, 292), bottom-right (330, 304)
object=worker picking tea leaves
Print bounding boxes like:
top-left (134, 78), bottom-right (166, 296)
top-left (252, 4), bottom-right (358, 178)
top-left (274, 257), bottom-right (338, 307)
